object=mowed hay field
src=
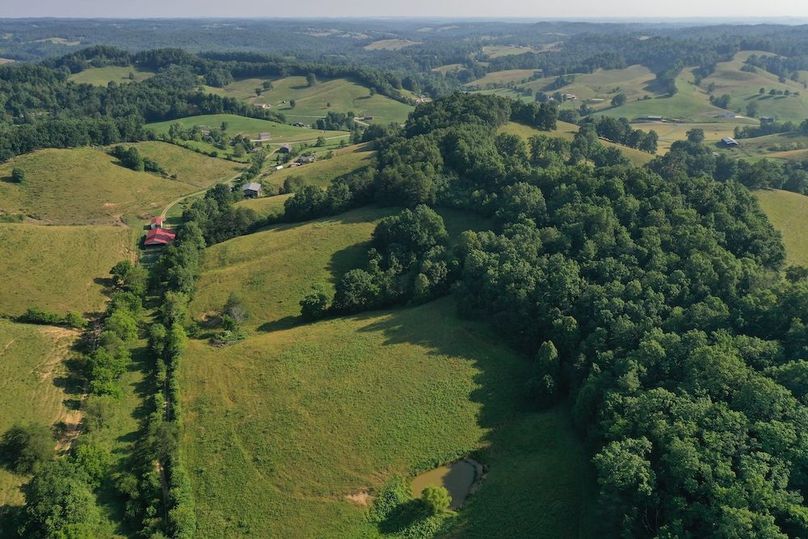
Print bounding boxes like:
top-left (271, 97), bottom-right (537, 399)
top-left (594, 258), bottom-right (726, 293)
top-left (225, 76), bottom-right (413, 125)
top-left (0, 321), bottom-right (78, 505)
top-left (132, 141), bottom-right (242, 188)
top-left (191, 206), bottom-right (394, 329)
top-left (236, 194), bottom-right (290, 219)
top-left (0, 224), bottom-right (131, 316)
top-left (264, 146), bottom-right (375, 190)
top-left (754, 189), bottom-right (808, 267)
top-left (364, 38), bottom-right (422, 50)
top-left (0, 147), bottom-right (200, 224)
top-left (68, 66), bottom-right (155, 86)
top-left (180, 298), bottom-right (596, 538)
top-left (701, 51), bottom-right (808, 120)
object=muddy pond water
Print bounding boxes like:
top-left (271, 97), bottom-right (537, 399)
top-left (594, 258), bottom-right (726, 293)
top-left (411, 459), bottom-right (481, 509)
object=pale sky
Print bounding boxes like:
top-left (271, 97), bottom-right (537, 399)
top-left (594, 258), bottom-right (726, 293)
top-left (2, 0), bottom-right (808, 19)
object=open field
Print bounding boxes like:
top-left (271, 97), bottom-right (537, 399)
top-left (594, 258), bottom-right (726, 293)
top-left (701, 51), bottom-right (808, 120)
top-left (364, 38), bottom-right (421, 50)
top-left (131, 141), bottom-right (242, 188)
top-left (191, 206), bottom-right (393, 330)
top-left (181, 298), bottom-right (596, 537)
top-left (598, 68), bottom-right (726, 122)
top-left (498, 121), bottom-right (655, 165)
top-left (264, 146), bottom-right (374, 190)
top-left (432, 63), bottom-right (464, 75)
top-left (146, 113), bottom-right (349, 145)
top-left (0, 321), bottom-right (79, 506)
top-left (0, 147), bottom-right (213, 225)
top-left (754, 189), bottom-right (808, 267)
top-left (206, 77), bottom-right (413, 125)
top-left (644, 121), bottom-right (747, 153)
top-left (68, 66), bottom-right (155, 86)
top-left (482, 45), bottom-right (538, 58)
top-left (0, 224), bottom-right (131, 316)
top-left (236, 194), bottom-right (291, 219)
top-left (468, 69), bottom-right (538, 87)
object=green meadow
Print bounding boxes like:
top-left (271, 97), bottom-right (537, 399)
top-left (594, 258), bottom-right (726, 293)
top-left (218, 76), bottom-right (412, 125)
top-left (68, 66), bottom-right (155, 86)
top-left (754, 189), bottom-right (808, 267)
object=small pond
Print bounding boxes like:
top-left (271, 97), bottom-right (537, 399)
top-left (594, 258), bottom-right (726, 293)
top-left (411, 459), bottom-right (481, 509)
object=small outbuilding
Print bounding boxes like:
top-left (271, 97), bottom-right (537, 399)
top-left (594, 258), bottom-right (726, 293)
top-left (721, 137), bottom-right (740, 147)
top-left (278, 144), bottom-right (292, 153)
top-left (242, 182), bottom-right (262, 198)
top-left (149, 216), bottom-right (165, 230)
top-left (296, 155), bottom-right (316, 165)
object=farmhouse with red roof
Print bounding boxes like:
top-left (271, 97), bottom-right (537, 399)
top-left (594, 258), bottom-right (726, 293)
top-left (144, 228), bottom-right (176, 247)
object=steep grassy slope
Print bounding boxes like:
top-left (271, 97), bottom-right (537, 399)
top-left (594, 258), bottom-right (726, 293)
top-left (0, 224), bottom-right (131, 316)
top-left (181, 298), bottom-right (596, 538)
top-left (132, 141), bottom-right (242, 188)
top-left (754, 189), bottom-right (808, 267)
top-left (0, 148), bottom-right (199, 224)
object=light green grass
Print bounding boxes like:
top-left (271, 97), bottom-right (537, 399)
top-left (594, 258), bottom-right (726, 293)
top-left (236, 194), bottom-right (291, 219)
top-left (68, 66), bottom-right (155, 86)
top-left (191, 206), bottom-right (393, 329)
top-left (754, 189), bottom-right (808, 267)
top-left (701, 51), bottom-right (808, 121)
top-left (469, 69), bottom-right (539, 87)
top-left (131, 141), bottom-right (243, 188)
top-left (180, 298), bottom-right (596, 538)
top-left (145, 113), bottom-right (349, 145)
top-left (0, 147), bottom-right (202, 225)
top-left (264, 146), bottom-right (374, 190)
top-left (432, 64), bottom-right (464, 75)
top-left (0, 321), bottom-right (79, 506)
top-left (364, 39), bottom-right (421, 50)
top-left (643, 121), bottom-right (749, 153)
top-left (0, 224), bottom-right (132, 316)
top-left (482, 45), bottom-right (538, 58)
top-left (207, 77), bottom-right (413, 126)
top-left (598, 68), bottom-right (725, 122)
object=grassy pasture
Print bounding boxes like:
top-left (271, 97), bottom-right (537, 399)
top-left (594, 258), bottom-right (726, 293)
top-left (469, 69), bottom-right (538, 87)
top-left (236, 194), bottom-right (291, 219)
top-left (207, 77), bottom-right (413, 126)
top-left (432, 63), bottom-right (464, 75)
top-left (263, 147), bottom-right (374, 190)
top-left (68, 66), bottom-right (154, 86)
top-left (0, 321), bottom-right (79, 506)
top-left (701, 51), bottom-right (808, 120)
top-left (146, 113), bottom-right (348, 144)
top-left (754, 189), bottom-right (808, 267)
top-left (645, 122), bottom-right (747, 153)
top-left (131, 141), bottom-right (242, 188)
top-left (0, 147), bottom-right (199, 225)
top-left (180, 298), bottom-right (596, 538)
top-left (191, 206), bottom-right (393, 330)
top-left (482, 45), bottom-right (538, 58)
top-left (599, 68), bottom-right (725, 122)
top-left (364, 39), bottom-right (422, 50)
top-left (0, 224), bottom-right (131, 317)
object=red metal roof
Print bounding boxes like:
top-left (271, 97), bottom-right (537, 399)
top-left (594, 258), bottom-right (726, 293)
top-left (150, 216), bottom-right (165, 224)
top-left (144, 228), bottom-right (176, 246)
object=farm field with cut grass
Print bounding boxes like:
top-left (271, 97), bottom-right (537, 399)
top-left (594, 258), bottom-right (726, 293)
top-left (0, 147), bottom-right (201, 225)
top-left (598, 68), bottom-right (725, 121)
top-left (364, 38), bottom-right (422, 50)
top-left (0, 321), bottom-right (79, 506)
top-left (68, 66), bottom-right (155, 86)
top-left (701, 51), bottom-right (808, 120)
top-left (145, 113), bottom-right (349, 144)
top-left (0, 224), bottom-right (131, 316)
top-left (468, 69), bottom-right (538, 87)
top-left (643, 121), bottom-right (748, 152)
top-left (431, 63), bottom-right (464, 74)
top-left (180, 298), bottom-right (596, 538)
top-left (131, 142), bottom-right (243, 188)
top-left (206, 77), bottom-right (413, 125)
top-left (236, 193), bottom-right (291, 219)
top-left (264, 146), bottom-right (374, 190)
top-left (190, 206), bottom-right (394, 330)
top-left (754, 189), bottom-right (808, 267)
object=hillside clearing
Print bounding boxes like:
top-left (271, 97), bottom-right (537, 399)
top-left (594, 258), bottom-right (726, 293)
top-left (364, 39), bottom-right (421, 50)
top-left (0, 147), bottom-right (201, 225)
top-left (0, 224), bottom-right (131, 316)
top-left (754, 189), bottom-right (808, 267)
top-left (181, 298), bottom-right (596, 537)
top-left (68, 66), bottom-right (154, 86)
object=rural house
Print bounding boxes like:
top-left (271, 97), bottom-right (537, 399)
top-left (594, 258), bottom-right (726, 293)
top-left (144, 228), bottom-right (176, 247)
top-left (721, 137), bottom-right (740, 147)
top-left (242, 182), bottom-right (262, 198)
top-left (296, 155), bottom-right (316, 164)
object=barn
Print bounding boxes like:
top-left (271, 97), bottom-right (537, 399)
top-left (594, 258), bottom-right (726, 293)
top-left (144, 228), bottom-right (176, 247)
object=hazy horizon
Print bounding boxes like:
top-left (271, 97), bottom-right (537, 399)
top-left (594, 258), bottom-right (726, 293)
top-left (2, 0), bottom-right (808, 20)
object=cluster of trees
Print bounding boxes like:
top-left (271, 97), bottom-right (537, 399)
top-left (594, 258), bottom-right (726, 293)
top-left (585, 116), bottom-right (658, 153)
top-left (734, 120), bottom-right (797, 139)
top-left (652, 137), bottom-right (808, 195)
top-left (109, 145), bottom-right (166, 175)
top-left (284, 91), bottom-right (808, 537)
top-left (17, 307), bottom-right (86, 329)
top-left (179, 184), bottom-right (261, 246)
top-left (314, 111), bottom-right (355, 131)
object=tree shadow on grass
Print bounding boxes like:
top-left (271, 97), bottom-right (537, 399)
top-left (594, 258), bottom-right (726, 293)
top-left (257, 315), bottom-right (299, 332)
top-left (378, 499), bottom-right (430, 534)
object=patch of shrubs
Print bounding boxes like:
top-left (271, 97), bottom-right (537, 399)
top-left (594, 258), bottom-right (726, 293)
top-left (17, 307), bottom-right (86, 328)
